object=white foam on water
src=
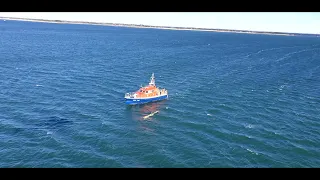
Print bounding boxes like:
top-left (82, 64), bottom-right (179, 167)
top-left (246, 148), bottom-right (259, 155)
top-left (245, 124), bottom-right (254, 129)
top-left (279, 85), bottom-right (285, 91)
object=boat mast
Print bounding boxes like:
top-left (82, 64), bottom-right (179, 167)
top-left (149, 73), bottom-right (155, 86)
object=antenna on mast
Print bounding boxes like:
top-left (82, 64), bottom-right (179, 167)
top-left (149, 73), bottom-right (155, 86)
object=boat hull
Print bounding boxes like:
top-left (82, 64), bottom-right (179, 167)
top-left (125, 95), bottom-right (168, 105)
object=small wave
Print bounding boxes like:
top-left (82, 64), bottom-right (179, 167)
top-left (279, 85), bottom-right (285, 91)
top-left (207, 108), bottom-right (222, 115)
top-left (244, 45), bottom-right (304, 58)
top-left (216, 103), bottom-right (238, 112)
top-left (246, 148), bottom-right (259, 155)
top-left (245, 124), bottom-right (254, 129)
top-left (276, 47), bottom-right (320, 62)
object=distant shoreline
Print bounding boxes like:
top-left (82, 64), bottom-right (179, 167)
top-left (1, 16), bottom-right (319, 37)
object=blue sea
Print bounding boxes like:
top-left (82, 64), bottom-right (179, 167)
top-left (0, 20), bottom-right (319, 167)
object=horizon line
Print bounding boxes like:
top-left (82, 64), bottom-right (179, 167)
top-left (1, 16), bottom-right (319, 37)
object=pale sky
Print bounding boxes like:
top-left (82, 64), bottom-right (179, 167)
top-left (0, 12), bottom-right (319, 34)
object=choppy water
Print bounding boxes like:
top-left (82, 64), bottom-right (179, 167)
top-left (0, 20), bottom-right (320, 167)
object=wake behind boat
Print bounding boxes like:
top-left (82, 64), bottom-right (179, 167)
top-left (124, 73), bottom-right (168, 105)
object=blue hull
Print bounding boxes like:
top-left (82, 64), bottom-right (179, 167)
top-left (125, 95), bottom-right (168, 105)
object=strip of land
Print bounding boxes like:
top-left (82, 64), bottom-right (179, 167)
top-left (1, 16), bottom-right (319, 37)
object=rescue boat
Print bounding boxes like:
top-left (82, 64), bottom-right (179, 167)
top-left (124, 73), bottom-right (168, 105)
